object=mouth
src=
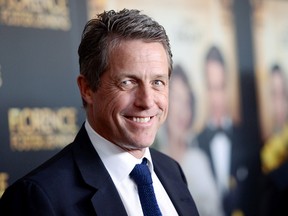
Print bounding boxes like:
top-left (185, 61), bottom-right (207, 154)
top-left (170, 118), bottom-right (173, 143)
top-left (125, 116), bottom-right (154, 123)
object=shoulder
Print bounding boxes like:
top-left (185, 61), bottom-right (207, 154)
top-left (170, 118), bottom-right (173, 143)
top-left (0, 143), bottom-right (77, 215)
top-left (7, 142), bottom-right (76, 190)
top-left (2, 143), bottom-right (76, 200)
top-left (0, 141), bottom-right (91, 215)
top-left (20, 125), bottom-right (90, 185)
top-left (0, 178), bottom-right (57, 215)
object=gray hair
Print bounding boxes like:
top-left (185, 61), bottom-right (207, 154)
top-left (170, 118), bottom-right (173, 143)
top-left (78, 9), bottom-right (172, 98)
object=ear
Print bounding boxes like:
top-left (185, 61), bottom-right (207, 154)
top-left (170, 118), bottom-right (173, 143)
top-left (77, 75), bottom-right (94, 105)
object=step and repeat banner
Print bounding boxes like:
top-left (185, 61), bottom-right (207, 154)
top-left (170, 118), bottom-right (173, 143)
top-left (1, 0), bottom-right (288, 215)
top-left (0, 0), bottom-right (86, 196)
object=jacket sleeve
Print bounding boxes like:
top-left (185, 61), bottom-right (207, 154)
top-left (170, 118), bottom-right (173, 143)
top-left (0, 180), bottom-right (56, 216)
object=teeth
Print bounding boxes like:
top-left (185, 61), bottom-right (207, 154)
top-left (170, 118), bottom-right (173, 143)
top-left (132, 117), bottom-right (151, 123)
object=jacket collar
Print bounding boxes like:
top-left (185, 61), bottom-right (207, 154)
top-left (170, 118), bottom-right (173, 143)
top-left (72, 125), bottom-right (127, 216)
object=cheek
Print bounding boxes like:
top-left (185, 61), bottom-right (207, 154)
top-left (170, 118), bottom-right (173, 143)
top-left (107, 92), bottom-right (135, 115)
top-left (91, 91), bottom-right (118, 118)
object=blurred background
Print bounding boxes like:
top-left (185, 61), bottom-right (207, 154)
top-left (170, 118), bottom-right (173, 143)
top-left (1, 0), bottom-right (288, 215)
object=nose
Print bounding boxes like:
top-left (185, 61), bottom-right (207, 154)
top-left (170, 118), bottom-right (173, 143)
top-left (134, 84), bottom-right (154, 109)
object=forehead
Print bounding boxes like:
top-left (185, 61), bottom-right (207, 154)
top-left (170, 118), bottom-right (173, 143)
top-left (113, 39), bottom-right (166, 56)
top-left (108, 40), bottom-right (169, 74)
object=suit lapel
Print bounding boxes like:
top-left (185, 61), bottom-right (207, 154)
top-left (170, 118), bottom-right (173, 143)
top-left (72, 125), bottom-right (127, 216)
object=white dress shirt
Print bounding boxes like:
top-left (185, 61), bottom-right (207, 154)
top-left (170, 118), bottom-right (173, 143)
top-left (210, 132), bottom-right (231, 195)
top-left (85, 121), bottom-right (178, 216)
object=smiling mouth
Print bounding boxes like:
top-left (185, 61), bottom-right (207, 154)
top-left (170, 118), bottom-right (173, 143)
top-left (125, 116), bottom-right (153, 123)
top-left (133, 117), bottom-right (151, 123)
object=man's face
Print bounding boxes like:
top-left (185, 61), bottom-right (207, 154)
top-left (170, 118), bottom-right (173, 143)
top-left (86, 40), bottom-right (169, 156)
top-left (206, 60), bottom-right (228, 123)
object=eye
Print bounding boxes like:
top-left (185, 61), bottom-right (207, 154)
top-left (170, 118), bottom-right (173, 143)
top-left (122, 80), bottom-right (132, 85)
top-left (153, 80), bottom-right (165, 87)
top-left (119, 79), bottom-right (136, 90)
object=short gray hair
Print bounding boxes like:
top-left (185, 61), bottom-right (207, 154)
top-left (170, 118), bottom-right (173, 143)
top-left (78, 9), bottom-right (172, 97)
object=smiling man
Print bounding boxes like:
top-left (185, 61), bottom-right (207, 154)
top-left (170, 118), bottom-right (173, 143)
top-left (0, 9), bottom-right (199, 216)
top-left (79, 40), bottom-right (170, 158)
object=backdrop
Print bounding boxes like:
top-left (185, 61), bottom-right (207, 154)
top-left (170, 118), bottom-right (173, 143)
top-left (1, 0), bottom-right (288, 216)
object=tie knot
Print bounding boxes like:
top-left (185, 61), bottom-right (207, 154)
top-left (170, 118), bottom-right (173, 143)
top-left (130, 158), bottom-right (152, 185)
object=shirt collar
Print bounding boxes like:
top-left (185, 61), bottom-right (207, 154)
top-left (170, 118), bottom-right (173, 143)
top-left (84, 120), bottom-right (154, 182)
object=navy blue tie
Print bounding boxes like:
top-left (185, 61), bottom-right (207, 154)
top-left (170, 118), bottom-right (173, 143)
top-left (130, 158), bottom-right (162, 216)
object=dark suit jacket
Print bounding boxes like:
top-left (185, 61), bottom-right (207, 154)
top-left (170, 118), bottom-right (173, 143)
top-left (0, 125), bottom-right (199, 216)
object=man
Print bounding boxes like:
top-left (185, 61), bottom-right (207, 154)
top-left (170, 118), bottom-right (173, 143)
top-left (196, 46), bottom-right (260, 216)
top-left (0, 9), bottom-right (199, 215)
top-left (161, 65), bottom-right (223, 216)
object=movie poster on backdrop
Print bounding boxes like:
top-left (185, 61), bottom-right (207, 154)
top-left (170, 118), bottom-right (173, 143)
top-left (87, 1), bottom-right (243, 216)
top-left (0, 0), bottom-right (71, 30)
top-left (252, 0), bottom-right (288, 179)
top-left (0, 0), bottom-right (81, 196)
